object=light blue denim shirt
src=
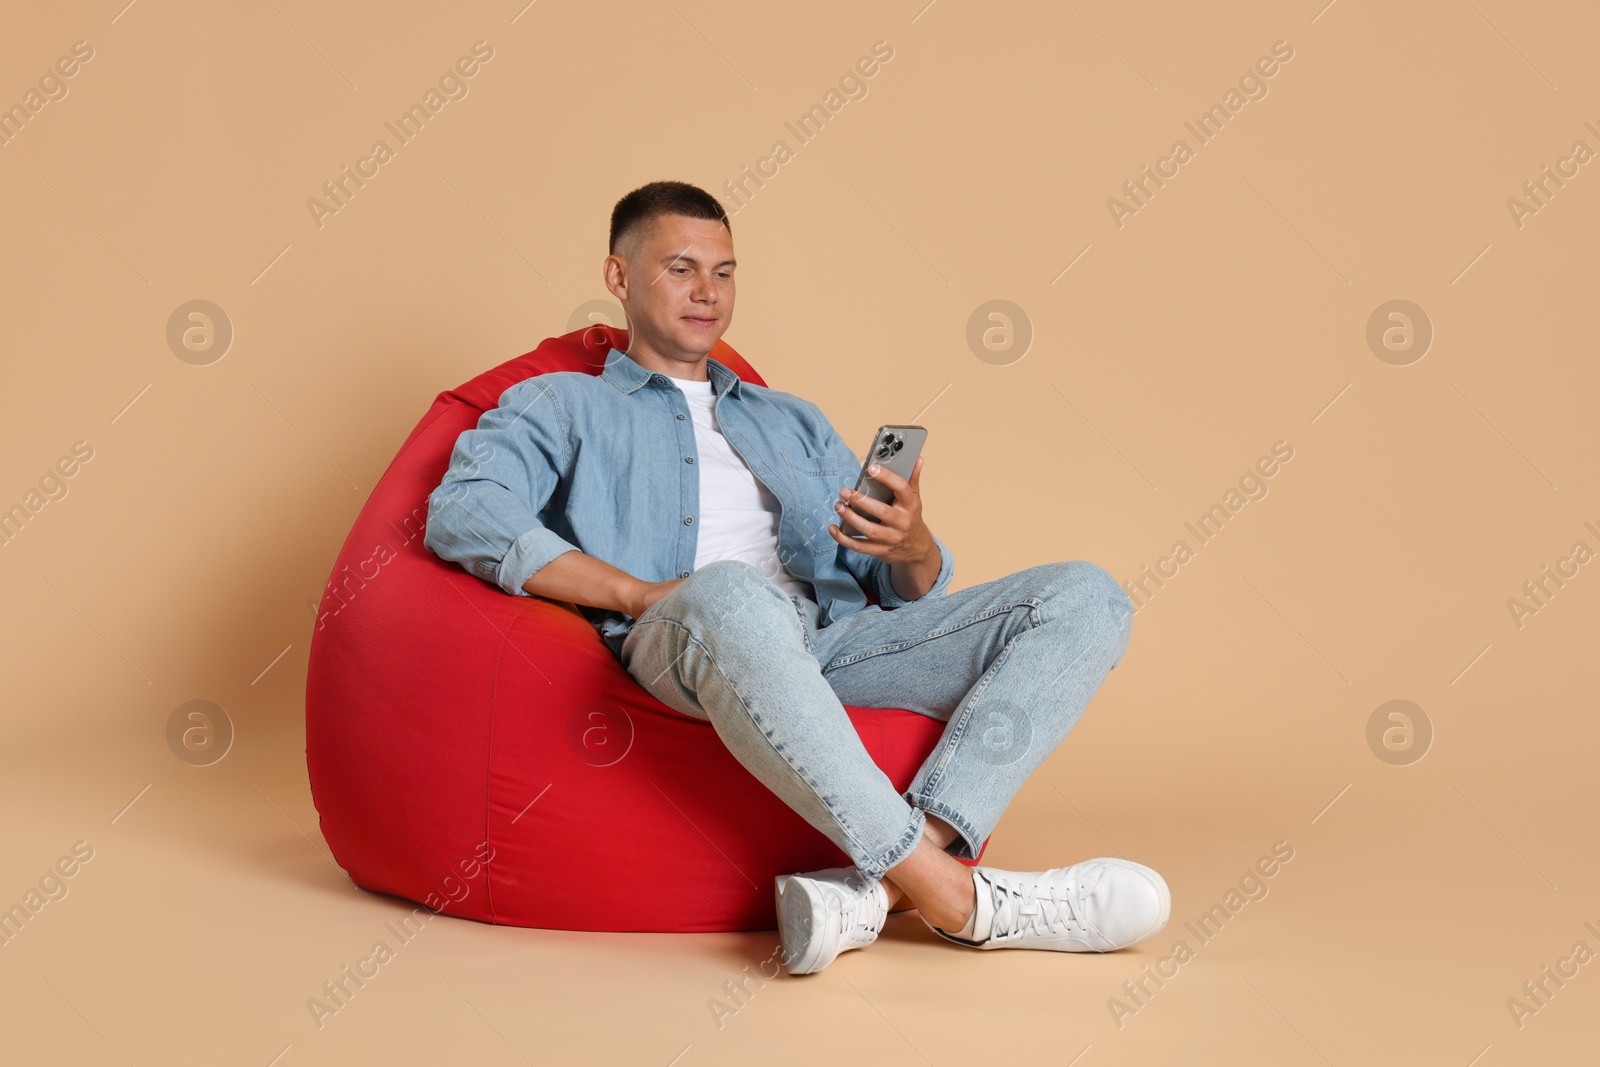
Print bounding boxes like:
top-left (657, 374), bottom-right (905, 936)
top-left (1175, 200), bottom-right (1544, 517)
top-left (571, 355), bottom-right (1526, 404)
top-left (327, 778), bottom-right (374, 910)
top-left (424, 347), bottom-right (955, 657)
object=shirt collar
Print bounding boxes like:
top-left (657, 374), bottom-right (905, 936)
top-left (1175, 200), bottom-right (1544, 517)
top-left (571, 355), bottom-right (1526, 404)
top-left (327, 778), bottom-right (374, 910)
top-left (600, 347), bottom-right (743, 399)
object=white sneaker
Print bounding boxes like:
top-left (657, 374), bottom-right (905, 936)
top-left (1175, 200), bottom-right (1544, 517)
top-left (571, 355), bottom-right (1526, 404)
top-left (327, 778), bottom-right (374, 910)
top-left (928, 858), bottom-right (1170, 952)
top-left (774, 866), bottom-right (889, 975)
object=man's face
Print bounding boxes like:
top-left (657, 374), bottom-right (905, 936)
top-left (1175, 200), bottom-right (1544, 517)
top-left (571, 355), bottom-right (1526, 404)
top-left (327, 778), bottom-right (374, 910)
top-left (606, 213), bottom-right (735, 363)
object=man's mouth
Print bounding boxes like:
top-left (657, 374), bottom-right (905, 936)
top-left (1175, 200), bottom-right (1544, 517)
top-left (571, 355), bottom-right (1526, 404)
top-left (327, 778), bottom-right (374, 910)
top-left (683, 315), bottom-right (718, 328)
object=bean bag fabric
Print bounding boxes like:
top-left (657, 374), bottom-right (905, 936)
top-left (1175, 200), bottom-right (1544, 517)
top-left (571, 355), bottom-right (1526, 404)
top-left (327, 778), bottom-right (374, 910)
top-left (305, 325), bottom-right (987, 933)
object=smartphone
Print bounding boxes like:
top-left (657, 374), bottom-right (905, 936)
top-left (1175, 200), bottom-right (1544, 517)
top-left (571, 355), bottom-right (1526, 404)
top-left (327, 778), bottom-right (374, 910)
top-left (842, 425), bottom-right (927, 538)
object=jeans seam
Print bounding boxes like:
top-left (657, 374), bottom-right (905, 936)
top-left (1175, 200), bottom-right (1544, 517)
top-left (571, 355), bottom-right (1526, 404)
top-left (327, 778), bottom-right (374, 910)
top-left (786, 594), bottom-right (815, 655)
top-left (915, 612), bottom-right (1035, 800)
top-left (865, 806), bottom-right (926, 880)
top-left (821, 598), bottom-right (1043, 672)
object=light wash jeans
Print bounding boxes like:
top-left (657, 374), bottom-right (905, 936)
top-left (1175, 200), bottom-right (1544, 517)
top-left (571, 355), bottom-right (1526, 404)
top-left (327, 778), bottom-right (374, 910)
top-left (617, 558), bottom-right (1134, 880)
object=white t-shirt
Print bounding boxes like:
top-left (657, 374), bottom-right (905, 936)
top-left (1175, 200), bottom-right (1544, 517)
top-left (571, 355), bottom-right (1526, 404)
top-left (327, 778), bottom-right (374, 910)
top-left (672, 374), bottom-right (815, 602)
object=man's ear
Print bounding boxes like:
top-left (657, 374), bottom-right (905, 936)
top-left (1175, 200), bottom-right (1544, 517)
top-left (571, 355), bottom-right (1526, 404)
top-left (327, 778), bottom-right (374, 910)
top-left (603, 254), bottom-right (629, 303)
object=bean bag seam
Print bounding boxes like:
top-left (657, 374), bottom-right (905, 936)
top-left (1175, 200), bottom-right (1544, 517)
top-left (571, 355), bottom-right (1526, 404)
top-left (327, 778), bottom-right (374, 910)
top-left (482, 616), bottom-right (511, 925)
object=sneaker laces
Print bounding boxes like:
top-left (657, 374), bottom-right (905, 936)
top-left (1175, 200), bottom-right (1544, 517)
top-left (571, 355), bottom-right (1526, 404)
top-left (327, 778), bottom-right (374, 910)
top-left (829, 880), bottom-right (887, 949)
top-left (987, 869), bottom-right (1088, 944)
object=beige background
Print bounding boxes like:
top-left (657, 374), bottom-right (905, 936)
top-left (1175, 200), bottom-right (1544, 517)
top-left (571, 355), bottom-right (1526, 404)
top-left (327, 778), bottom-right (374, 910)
top-left (3, 0), bottom-right (1596, 1063)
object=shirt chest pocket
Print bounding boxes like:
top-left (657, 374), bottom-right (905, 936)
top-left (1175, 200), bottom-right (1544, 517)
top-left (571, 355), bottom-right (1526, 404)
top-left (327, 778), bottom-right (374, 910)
top-left (778, 454), bottom-right (846, 557)
top-left (781, 453), bottom-right (839, 479)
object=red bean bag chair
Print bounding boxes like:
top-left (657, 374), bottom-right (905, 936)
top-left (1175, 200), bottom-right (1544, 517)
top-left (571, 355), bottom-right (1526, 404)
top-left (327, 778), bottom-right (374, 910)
top-left (305, 325), bottom-right (988, 933)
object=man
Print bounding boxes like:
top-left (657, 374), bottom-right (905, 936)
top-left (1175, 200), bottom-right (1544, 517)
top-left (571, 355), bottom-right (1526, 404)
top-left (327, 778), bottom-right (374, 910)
top-left (424, 180), bottom-right (1169, 975)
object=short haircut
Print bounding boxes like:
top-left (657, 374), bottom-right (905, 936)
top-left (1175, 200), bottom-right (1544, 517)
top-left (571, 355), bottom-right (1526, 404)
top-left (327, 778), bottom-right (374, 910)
top-left (609, 181), bottom-right (730, 257)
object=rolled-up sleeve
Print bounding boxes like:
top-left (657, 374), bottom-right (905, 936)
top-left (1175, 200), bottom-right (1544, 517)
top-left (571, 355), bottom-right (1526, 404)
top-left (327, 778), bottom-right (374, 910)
top-left (874, 532), bottom-right (954, 608)
top-left (423, 377), bottom-right (581, 596)
top-left (810, 402), bottom-right (954, 607)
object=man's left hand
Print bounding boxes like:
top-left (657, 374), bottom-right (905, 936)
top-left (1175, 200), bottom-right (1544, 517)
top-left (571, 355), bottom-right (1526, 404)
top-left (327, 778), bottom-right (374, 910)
top-left (828, 455), bottom-right (937, 567)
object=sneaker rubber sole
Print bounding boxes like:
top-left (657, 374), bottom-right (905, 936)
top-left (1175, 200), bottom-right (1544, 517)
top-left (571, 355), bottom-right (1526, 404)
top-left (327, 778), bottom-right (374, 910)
top-left (774, 873), bottom-right (828, 975)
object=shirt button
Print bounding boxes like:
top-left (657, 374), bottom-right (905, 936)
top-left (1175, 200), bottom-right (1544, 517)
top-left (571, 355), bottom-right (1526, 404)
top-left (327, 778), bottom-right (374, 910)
top-left (676, 413), bottom-right (686, 420)
top-left (684, 516), bottom-right (694, 525)
top-left (685, 456), bottom-right (695, 464)
top-left (680, 571), bottom-right (690, 578)
top-left (653, 375), bottom-right (665, 384)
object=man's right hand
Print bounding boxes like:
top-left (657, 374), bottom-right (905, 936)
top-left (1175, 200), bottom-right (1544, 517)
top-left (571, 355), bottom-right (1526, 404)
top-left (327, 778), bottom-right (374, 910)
top-left (522, 549), bottom-right (690, 620)
top-left (627, 577), bottom-right (687, 620)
